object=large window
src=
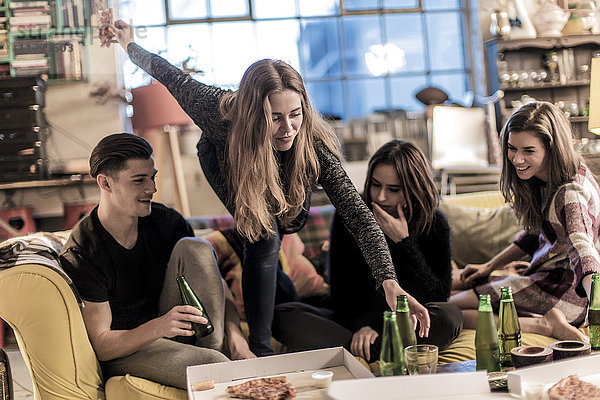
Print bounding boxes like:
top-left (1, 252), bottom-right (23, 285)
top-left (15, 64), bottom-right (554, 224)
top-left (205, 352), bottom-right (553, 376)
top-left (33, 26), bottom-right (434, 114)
top-left (118, 0), bottom-right (470, 120)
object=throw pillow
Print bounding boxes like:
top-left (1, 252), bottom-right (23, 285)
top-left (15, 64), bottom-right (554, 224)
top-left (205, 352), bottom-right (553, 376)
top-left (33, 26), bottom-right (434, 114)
top-left (203, 230), bottom-right (328, 320)
top-left (439, 202), bottom-right (523, 268)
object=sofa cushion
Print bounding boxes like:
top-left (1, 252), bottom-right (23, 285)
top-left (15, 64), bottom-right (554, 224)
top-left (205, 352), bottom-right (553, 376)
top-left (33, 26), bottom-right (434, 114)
top-left (439, 202), bottom-right (522, 268)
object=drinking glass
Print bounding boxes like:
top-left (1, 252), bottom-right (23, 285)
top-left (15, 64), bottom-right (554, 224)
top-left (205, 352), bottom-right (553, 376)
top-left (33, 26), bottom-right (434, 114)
top-left (404, 344), bottom-right (438, 375)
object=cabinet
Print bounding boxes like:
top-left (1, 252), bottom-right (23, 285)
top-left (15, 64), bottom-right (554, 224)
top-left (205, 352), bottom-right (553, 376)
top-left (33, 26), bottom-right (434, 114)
top-left (0, 76), bottom-right (48, 182)
top-left (1, 0), bottom-right (96, 79)
top-left (485, 35), bottom-right (600, 140)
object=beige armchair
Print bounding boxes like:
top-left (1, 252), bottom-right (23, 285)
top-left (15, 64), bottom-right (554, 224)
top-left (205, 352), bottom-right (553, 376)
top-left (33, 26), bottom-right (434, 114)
top-left (0, 263), bottom-right (186, 400)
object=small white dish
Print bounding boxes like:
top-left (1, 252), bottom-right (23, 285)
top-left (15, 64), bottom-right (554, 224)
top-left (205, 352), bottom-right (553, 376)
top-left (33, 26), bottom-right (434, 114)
top-left (312, 370), bottom-right (334, 388)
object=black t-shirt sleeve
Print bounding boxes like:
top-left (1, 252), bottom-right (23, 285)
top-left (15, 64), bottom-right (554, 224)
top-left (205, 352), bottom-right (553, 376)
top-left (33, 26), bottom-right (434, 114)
top-left (60, 247), bottom-right (110, 302)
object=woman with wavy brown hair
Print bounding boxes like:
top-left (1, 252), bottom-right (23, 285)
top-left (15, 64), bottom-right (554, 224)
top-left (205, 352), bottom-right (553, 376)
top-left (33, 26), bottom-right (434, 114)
top-left (451, 101), bottom-right (600, 342)
top-left (111, 20), bottom-right (430, 356)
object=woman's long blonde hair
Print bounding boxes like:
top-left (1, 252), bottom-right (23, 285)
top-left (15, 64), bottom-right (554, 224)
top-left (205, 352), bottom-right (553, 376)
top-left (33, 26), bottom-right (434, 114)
top-left (500, 101), bottom-right (583, 231)
top-left (220, 59), bottom-right (340, 242)
top-left (363, 140), bottom-right (438, 236)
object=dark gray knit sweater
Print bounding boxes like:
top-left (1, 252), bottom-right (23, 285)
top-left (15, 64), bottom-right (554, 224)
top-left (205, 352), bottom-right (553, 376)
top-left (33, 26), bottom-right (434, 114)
top-left (128, 43), bottom-right (397, 288)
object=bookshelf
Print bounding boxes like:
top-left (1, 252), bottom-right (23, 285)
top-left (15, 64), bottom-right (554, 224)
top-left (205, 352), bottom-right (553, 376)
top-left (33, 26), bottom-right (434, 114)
top-left (2, 0), bottom-right (97, 80)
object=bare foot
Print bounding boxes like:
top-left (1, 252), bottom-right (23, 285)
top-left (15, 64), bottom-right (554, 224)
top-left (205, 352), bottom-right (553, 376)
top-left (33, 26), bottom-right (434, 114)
top-left (539, 308), bottom-right (589, 342)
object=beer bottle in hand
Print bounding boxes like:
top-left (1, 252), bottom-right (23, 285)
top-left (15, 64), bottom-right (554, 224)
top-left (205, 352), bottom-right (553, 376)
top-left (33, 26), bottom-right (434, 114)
top-left (475, 294), bottom-right (501, 372)
top-left (589, 273), bottom-right (600, 349)
top-left (380, 311), bottom-right (408, 376)
top-left (177, 275), bottom-right (214, 340)
top-left (396, 295), bottom-right (417, 348)
top-left (497, 286), bottom-right (521, 366)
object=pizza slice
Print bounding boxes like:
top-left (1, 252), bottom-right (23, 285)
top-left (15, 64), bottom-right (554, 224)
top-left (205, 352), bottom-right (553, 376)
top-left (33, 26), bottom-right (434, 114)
top-left (226, 376), bottom-right (296, 400)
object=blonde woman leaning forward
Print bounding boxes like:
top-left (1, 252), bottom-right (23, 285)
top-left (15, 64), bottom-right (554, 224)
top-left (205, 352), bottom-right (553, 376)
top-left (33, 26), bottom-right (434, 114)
top-left (450, 102), bottom-right (600, 342)
top-left (109, 20), bottom-right (430, 356)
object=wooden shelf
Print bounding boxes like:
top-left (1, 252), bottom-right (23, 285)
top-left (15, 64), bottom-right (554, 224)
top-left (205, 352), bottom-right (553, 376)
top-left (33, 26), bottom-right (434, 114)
top-left (0, 175), bottom-right (94, 190)
top-left (488, 34), bottom-right (600, 52)
top-left (501, 80), bottom-right (590, 91)
top-left (570, 116), bottom-right (589, 123)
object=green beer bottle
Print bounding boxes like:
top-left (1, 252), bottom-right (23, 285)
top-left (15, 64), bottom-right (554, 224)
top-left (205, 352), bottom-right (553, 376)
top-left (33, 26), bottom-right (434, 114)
top-left (176, 275), bottom-right (214, 340)
top-left (396, 295), bottom-right (417, 348)
top-left (475, 294), bottom-right (501, 372)
top-left (380, 311), bottom-right (408, 376)
top-left (589, 273), bottom-right (600, 349)
top-left (497, 286), bottom-right (521, 367)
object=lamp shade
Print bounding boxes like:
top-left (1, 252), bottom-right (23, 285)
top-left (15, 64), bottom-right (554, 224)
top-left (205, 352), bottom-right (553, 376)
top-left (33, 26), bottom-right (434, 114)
top-left (589, 57), bottom-right (600, 135)
top-left (130, 81), bottom-right (192, 131)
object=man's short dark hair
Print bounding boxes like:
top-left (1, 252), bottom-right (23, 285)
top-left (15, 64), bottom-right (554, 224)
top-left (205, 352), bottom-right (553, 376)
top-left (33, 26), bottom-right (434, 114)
top-left (89, 133), bottom-right (153, 178)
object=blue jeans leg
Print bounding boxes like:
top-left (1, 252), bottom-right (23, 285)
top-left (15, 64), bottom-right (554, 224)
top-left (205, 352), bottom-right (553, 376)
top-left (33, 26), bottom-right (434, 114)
top-left (242, 229), bottom-right (281, 356)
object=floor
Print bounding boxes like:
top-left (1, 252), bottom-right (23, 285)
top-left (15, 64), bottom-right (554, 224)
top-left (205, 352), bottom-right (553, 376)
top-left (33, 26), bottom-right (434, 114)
top-left (4, 343), bottom-right (34, 400)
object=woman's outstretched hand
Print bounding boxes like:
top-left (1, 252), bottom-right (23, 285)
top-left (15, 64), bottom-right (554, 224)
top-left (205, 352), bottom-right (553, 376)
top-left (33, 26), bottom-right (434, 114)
top-left (111, 19), bottom-right (135, 51)
top-left (382, 279), bottom-right (430, 337)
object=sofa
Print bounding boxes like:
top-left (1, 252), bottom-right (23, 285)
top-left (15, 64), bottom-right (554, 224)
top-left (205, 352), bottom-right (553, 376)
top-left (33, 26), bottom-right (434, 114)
top-left (0, 191), bottom-right (568, 399)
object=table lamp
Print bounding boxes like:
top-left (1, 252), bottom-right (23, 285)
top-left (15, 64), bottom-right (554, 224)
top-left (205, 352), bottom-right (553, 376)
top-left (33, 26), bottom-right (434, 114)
top-left (589, 56), bottom-right (600, 135)
top-left (130, 81), bottom-right (192, 217)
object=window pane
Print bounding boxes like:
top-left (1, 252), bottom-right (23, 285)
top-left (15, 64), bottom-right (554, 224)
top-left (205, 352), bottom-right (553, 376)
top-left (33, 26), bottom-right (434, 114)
top-left (210, 0), bottom-right (249, 18)
top-left (118, 0), bottom-right (166, 26)
top-left (300, 18), bottom-right (341, 79)
top-left (306, 81), bottom-right (344, 120)
top-left (383, 0), bottom-right (418, 8)
top-left (430, 72), bottom-right (467, 105)
top-left (166, 24), bottom-right (214, 83)
top-left (124, 27), bottom-right (167, 89)
top-left (299, 0), bottom-right (339, 17)
top-left (345, 78), bottom-right (387, 119)
top-left (342, 15), bottom-right (382, 76)
top-left (344, 0), bottom-right (379, 11)
top-left (253, 0), bottom-right (296, 19)
top-left (390, 75), bottom-right (427, 111)
top-left (256, 20), bottom-right (300, 70)
top-left (426, 12), bottom-right (464, 71)
top-left (423, 0), bottom-right (460, 10)
top-left (212, 22), bottom-right (256, 86)
top-left (385, 14), bottom-right (425, 73)
top-left (169, 0), bottom-right (208, 20)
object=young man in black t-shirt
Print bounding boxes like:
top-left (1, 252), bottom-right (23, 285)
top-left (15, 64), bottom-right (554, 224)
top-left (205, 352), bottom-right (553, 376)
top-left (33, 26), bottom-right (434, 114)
top-left (60, 133), bottom-right (254, 390)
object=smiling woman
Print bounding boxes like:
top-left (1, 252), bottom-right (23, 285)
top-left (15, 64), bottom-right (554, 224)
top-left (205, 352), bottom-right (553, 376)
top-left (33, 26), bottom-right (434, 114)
top-left (450, 102), bottom-right (600, 343)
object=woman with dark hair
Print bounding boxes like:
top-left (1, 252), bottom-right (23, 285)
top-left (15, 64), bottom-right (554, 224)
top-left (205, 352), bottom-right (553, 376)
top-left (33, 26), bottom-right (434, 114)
top-left (273, 140), bottom-right (463, 362)
top-left (109, 21), bottom-right (430, 356)
top-left (450, 101), bottom-right (600, 342)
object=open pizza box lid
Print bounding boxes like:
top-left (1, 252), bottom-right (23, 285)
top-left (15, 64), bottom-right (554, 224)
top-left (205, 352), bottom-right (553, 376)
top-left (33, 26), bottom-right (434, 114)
top-left (325, 371), bottom-right (502, 399)
top-left (508, 353), bottom-right (600, 398)
top-left (186, 347), bottom-right (373, 400)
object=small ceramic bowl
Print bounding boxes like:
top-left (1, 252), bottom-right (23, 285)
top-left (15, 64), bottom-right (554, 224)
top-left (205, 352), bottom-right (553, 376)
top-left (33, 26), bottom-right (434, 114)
top-left (510, 346), bottom-right (554, 369)
top-left (548, 340), bottom-right (591, 360)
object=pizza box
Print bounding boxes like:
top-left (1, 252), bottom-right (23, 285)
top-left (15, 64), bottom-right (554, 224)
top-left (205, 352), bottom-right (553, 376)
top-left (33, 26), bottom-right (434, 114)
top-left (186, 347), bottom-right (374, 400)
top-left (325, 371), bottom-right (507, 399)
top-left (507, 353), bottom-right (600, 398)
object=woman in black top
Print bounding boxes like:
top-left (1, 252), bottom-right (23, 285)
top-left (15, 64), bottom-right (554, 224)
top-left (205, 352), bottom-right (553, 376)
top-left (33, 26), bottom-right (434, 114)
top-left (273, 140), bottom-right (462, 361)
top-left (110, 20), bottom-right (430, 356)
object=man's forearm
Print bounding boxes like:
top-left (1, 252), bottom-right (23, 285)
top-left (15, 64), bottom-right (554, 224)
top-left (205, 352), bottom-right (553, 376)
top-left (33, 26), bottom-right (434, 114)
top-left (91, 319), bottom-right (161, 361)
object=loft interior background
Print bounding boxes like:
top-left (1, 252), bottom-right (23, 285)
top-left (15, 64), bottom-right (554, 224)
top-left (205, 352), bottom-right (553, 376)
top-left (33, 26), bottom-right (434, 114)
top-left (115, 0), bottom-right (471, 120)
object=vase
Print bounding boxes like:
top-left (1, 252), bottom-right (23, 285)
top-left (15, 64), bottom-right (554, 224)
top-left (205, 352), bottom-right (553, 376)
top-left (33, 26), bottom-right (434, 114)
top-left (532, 0), bottom-right (570, 37)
